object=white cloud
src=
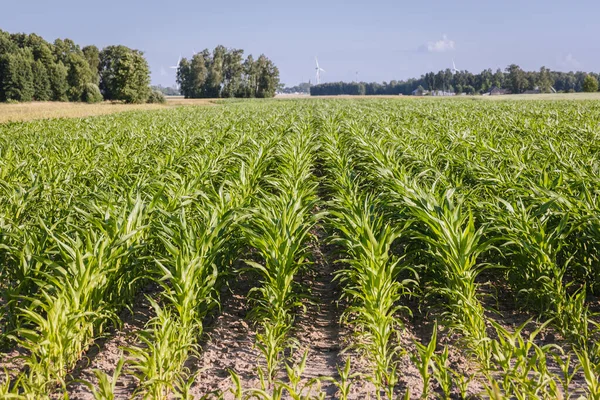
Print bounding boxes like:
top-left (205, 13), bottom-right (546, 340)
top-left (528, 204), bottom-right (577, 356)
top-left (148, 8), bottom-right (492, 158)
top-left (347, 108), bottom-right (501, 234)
top-left (559, 53), bottom-right (581, 69)
top-left (424, 34), bottom-right (456, 53)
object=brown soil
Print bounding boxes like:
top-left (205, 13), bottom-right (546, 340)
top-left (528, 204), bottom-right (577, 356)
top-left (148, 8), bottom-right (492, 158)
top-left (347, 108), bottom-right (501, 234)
top-left (66, 284), bottom-right (160, 400)
top-left (288, 229), bottom-right (343, 397)
top-left (187, 272), bottom-right (262, 399)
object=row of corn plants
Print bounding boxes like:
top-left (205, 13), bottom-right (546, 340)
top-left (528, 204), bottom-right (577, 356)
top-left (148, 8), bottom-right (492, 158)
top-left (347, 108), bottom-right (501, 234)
top-left (0, 108), bottom-right (256, 397)
top-left (318, 115), bottom-right (414, 399)
top-left (126, 129), bottom-right (280, 398)
top-left (2, 99), bottom-right (600, 398)
top-left (239, 120), bottom-right (321, 391)
top-left (331, 99), bottom-right (600, 398)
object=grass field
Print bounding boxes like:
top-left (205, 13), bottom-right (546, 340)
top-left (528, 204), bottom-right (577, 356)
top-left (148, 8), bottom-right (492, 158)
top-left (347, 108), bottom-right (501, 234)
top-left (0, 98), bottom-right (218, 124)
top-left (276, 92), bottom-right (600, 101)
top-left (1, 98), bottom-right (600, 399)
top-left (2, 93), bottom-right (599, 124)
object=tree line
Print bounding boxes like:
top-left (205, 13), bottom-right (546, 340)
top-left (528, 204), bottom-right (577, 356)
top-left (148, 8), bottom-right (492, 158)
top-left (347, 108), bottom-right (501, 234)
top-left (309, 65), bottom-right (600, 96)
top-left (279, 82), bottom-right (310, 94)
top-left (151, 84), bottom-right (180, 96)
top-left (176, 46), bottom-right (280, 98)
top-left (0, 30), bottom-right (156, 103)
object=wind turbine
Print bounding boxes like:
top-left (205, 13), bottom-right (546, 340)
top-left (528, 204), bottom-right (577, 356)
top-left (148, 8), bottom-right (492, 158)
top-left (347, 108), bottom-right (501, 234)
top-left (315, 57), bottom-right (325, 84)
top-left (451, 59), bottom-right (459, 74)
top-left (170, 55), bottom-right (182, 69)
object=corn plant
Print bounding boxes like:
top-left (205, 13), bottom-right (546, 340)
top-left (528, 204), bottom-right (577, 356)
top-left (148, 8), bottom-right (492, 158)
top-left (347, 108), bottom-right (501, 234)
top-left (575, 349), bottom-right (600, 400)
top-left (489, 197), bottom-right (600, 360)
top-left (13, 198), bottom-right (147, 394)
top-left (320, 121), bottom-right (413, 399)
top-left (400, 186), bottom-right (491, 347)
top-left (242, 127), bottom-right (320, 384)
top-left (432, 345), bottom-right (452, 399)
top-left (411, 323), bottom-right (438, 400)
top-left (85, 357), bottom-right (125, 400)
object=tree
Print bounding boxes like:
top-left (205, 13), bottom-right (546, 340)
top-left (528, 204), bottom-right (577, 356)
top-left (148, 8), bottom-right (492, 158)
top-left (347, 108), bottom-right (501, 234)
top-left (47, 61), bottom-right (68, 101)
top-left (99, 45), bottom-right (151, 103)
top-left (151, 85), bottom-right (180, 96)
top-left (479, 69), bottom-right (493, 93)
top-left (32, 59), bottom-right (52, 101)
top-left (53, 38), bottom-right (80, 65)
top-left (222, 49), bottom-right (244, 98)
top-left (0, 30), bottom-right (153, 103)
top-left (66, 52), bottom-right (94, 101)
top-left (583, 75), bottom-right (599, 92)
top-left (493, 68), bottom-right (505, 88)
top-left (0, 50), bottom-right (34, 102)
top-left (82, 45), bottom-right (100, 84)
top-left (81, 83), bottom-right (103, 103)
top-left (147, 90), bottom-right (166, 104)
top-left (205, 45), bottom-right (225, 98)
top-left (189, 53), bottom-right (208, 97)
top-left (424, 72), bottom-right (435, 91)
top-left (0, 29), bottom-right (17, 54)
top-left (255, 55), bottom-right (279, 98)
top-left (176, 57), bottom-right (192, 97)
top-left (506, 64), bottom-right (527, 94)
top-left (538, 67), bottom-right (553, 93)
top-left (240, 54), bottom-right (257, 97)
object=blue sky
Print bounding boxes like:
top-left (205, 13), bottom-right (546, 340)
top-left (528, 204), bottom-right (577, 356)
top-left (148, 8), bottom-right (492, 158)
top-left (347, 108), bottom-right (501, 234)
top-left (1, 0), bottom-right (598, 86)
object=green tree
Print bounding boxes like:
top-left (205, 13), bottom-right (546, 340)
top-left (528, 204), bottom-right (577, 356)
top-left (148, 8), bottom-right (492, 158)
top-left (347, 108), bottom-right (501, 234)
top-left (205, 45), bottom-right (226, 98)
top-left (66, 52), bottom-right (94, 101)
top-left (239, 54), bottom-right (257, 97)
top-left (190, 53), bottom-right (208, 97)
top-left (255, 55), bottom-right (279, 98)
top-left (222, 49), bottom-right (244, 98)
top-left (32, 59), bottom-right (52, 101)
top-left (81, 83), bottom-right (103, 103)
top-left (53, 38), bottom-right (80, 64)
top-left (176, 57), bottom-right (192, 97)
top-left (82, 45), bottom-right (100, 84)
top-left (27, 34), bottom-right (55, 65)
top-left (99, 45), bottom-right (151, 103)
top-left (506, 64), bottom-right (527, 94)
top-left (0, 29), bottom-right (17, 54)
top-left (47, 61), bottom-right (69, 101)
top-left (147, 90), bottom-right (166, 103)
top-left (583, 75), bottom-right (599, 92)
top-left (538, 66), bottom-right (554, 92)
top-left (0, 50), bottom-right (34, 102)
top-left (493, 68), bottom-right (505, 88)
top-left (479, 68), bottom-right (493, 92)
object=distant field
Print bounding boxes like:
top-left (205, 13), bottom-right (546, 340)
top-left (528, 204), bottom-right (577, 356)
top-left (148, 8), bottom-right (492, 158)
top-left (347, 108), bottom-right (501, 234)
top-left (0, 98), bottom-right (218, 124)
top-left (1, 93), bottom-right (599, 124)
top-left (277, 92), bottom-right (600, 100)
top-left (479, 92), bottom-right (600, 100)
top-left (0, 101), bottom-right (166, 124)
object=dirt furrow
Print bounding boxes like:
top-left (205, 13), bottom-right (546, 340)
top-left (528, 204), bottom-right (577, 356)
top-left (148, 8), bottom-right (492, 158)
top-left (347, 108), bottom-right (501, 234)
top-left (66, 284), bottom-right (160, 400)
top-left (188, 274), bottom-right (262, 399)
top-left (291, 228), bottom-right (343, 398)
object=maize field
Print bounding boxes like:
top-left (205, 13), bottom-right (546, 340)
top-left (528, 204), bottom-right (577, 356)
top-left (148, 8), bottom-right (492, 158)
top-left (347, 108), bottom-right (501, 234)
top-left (1, 98), bottom-right (600, 399)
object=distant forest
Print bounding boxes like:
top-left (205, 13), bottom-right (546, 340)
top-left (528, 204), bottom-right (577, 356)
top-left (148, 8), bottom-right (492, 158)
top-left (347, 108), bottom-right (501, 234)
top-left (0, 30), bottom-right (158, 103)
top-left (176, 46), bottom-right (280, 99)
top-left (305, 65), bottom-right (600, 96)
top-left (152, 85), bottom-right (180, 96)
